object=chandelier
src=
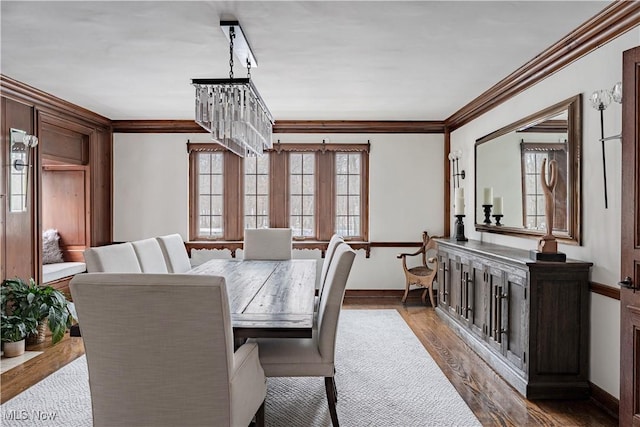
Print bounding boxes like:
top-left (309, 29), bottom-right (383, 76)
top-left (192, 21), bottom-right (274, 157)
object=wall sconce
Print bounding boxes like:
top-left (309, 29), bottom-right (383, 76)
top-left (590, 81), bottom-right (622, 209)
top-left (448, 150), bottom-right (465, 188)
top-left (9, 128), bottom-right (38, 212)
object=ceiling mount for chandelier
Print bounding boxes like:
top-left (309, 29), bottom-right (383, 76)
top-left (192, 21), bottom-right (274, 157)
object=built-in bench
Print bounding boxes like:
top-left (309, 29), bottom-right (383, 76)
top-left (43, 262), bottom-right (86, 298)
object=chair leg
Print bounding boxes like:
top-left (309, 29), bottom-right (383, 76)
top-left (333, 368), bottom-right (338, 401)
top-left (324, 377), bottom-right (340, 427)
top-left (401, 282), bottom-right (411, 304)
top-left (254, 401), bottom-right (265, 427)
top-left (427, 285), bottom-right (437, 308)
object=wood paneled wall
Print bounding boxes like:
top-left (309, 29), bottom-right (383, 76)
top-left (1, 75), bottom-right (113, 283)
top-left (42, 165), bottom-right (90, 262)
top-left (1, 97), bottom-right (36, 281)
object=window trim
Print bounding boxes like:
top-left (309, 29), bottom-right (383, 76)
top-left (188, 142), bottom-right (369, 242)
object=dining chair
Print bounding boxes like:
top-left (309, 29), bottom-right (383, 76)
top-left (131, 237), bottom-right (169, 273)
top-left (251, 243), bottom-right (356, 427)
top-left (70, 273), bottom-right (267, 427)
top-left (316, 234), bottom-right (345, 310)
top-left (243, 228), bottom-right (292, 260)
top-left (83, 242), bottom-right (142, 273)
top-left (156, 233), bottom-right (192, 273)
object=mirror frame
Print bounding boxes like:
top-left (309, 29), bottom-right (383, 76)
top-left (474, 94), bottom-right (582, 245)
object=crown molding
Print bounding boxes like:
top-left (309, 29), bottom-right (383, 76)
top-left (0, 74), bottom-right (111, 128)
top-left (445, 1), bottom-right (640, 131)
top-left (273, 120), bottom-right (445, 134)
top-left (112, 120), bottom-right (204, 133)
top-left (112, 119), bottom-right (446, 134)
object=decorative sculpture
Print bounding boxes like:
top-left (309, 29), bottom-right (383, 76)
top-left (538, 158), bottom-right (558, 252)
top-left (532, 158), bottom-right (566, 261)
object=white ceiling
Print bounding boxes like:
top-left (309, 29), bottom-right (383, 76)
top-left (0, 1), bottom-right (609, 121)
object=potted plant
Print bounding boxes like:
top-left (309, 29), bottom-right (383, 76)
top-left (1, 281), bottom-right (38, 357)
top-left (1, 315), bottom-right (38, 357)
top-left (1, 278), bottom-right (76, 345)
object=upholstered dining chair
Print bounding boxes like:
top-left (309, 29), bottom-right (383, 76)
top-left (131, 237), bottom-right (168, 273)
top-left (83, 242), bottom-right (142, 273)
top-left (156, 233), bottom-right (192, 273)
top-left (251, 243), bottom-right (356, 427)
top-left (70, 273), bottom-right (266, 427)
top-left (397, 231), bottom-right (440, 307)
top-left (243, 228), bottom-right (292, 260)
top-left (315, 234), bottom-right (345, 310)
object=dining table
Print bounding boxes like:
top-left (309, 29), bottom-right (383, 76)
top-left (187, 258), bottom-right (317, 340)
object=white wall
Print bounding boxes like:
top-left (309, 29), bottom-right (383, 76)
top-left (113, 133), bottom-right (195, 240)
top-left (113, 132), bottom-right (444, 291)
top-left (449, 29), bottom-right (639, 398)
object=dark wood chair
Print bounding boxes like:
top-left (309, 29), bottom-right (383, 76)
top-left (397, 231), bottom-right (439, 307)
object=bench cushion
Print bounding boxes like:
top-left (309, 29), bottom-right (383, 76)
top-left (43, 262), bottom-right (86, 283)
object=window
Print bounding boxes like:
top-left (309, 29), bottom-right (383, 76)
top-left (522, 151), bottom-right (547, 230)
top-left (289, 153), bottom-right (315, 238)
top-left (244, 154), bottom-right (270, 229)
top-left (520, 141), bottom-right (568, 231)
top-left (189, 142), bottom-right (369, 242)
top-left (197, 152), bottom-right (224, 238)
top-left (335, 153), bottom-right (361, 237)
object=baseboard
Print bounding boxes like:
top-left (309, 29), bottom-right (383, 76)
top-left (589, 381), bottom-right (618, 421)
top-left (344, 289), bottom-right (432, 304)
top-left (344, 289), bottom-right (405, 298)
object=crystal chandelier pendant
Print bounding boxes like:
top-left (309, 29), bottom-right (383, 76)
top-left (191, 21), bottom-right (273, 157)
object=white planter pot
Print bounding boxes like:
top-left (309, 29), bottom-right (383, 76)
top-left (3, 339), bottom-right (26, 357)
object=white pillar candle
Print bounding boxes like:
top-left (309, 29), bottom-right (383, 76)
top-left (493, 196), bottom-right (503, 215)
top-left (454, 196), bottom-right (465, 215)
top-left (483, 187), bottom-right (493, 205)
top-left (454, 187), bottom-right (464, 199)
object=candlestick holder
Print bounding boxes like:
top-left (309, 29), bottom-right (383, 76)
top-left (482, 204), bottom-right (493, 224)
top-left (454, 215), bottom-right (468, 241)
top-left (492, 214), bottom-right (503, 226)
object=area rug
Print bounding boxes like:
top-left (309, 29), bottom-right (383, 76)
top-left (0, 309), bottom-right (480, 426)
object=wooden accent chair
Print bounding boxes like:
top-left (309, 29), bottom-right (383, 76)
top-left (70, 273), bottom-right (267, 427)
top-left (251, 243), bottom-right (356, 427)
top-left (397, 231), bottom-right (439, 307)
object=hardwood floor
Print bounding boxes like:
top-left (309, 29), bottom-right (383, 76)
top-left (345, 295), bottom-right (617, 427)
top-left (1, 295), bottom-right (617, 426)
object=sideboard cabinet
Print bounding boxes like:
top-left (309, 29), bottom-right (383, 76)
top-left (435, 238), bottom-right (592, 399)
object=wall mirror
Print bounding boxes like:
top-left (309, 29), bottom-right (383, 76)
top-left (475, 94), bottom-right (582, 244)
